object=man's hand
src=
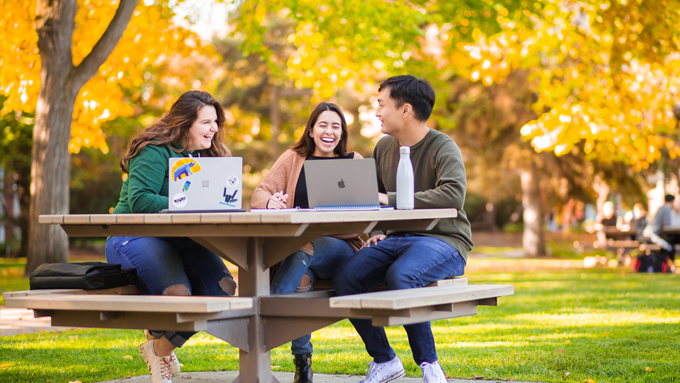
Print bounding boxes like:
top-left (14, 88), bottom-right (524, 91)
top-left (362, 234), bottom-right (387, 248)
top-left (378, 193), bottom-right (389, 205)
top-left (266, 192), bottom-right (288, 209)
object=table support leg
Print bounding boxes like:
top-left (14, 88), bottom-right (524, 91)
top-left (233, 237), bottom-right (280, 383)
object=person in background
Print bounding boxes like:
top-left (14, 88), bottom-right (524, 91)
top-left (333, 75), bottom-right (472, 383)
top-left (641, 194), bottom-right (678, 273)
top-left (631, 203), bottom-right (648, 241)
top-left (106, 91), bottom-right (237, 383)
top-left (251, 102), bottom-right (364, 383)
top-left (594, 201), bottom-right (619, 246)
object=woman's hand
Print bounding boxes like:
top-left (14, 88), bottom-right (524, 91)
top-left (378, 193), bottom-right (389, 205)
top-left (266, 192), bottom-right (289, 209)
top-left (362, 234), bottom-right (387, 248)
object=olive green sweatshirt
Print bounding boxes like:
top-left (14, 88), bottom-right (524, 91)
top-left (372, 129), bottom-right (474, 262)
top-left (112, 144), bottom-right (199, 214)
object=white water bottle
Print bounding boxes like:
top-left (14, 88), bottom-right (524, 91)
top-left (396, 146), bottom-right (414, 210)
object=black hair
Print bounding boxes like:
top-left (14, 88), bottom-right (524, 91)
top-left (665, 194), bottom-right (675, 202)
top-left (378, 75), bottom-right (435, 122)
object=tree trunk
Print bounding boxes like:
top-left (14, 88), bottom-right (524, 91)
top-left (3, 171), bottom-right (15, 247)
top-left (16, 162), bottom-right (31, 259)
top-left (520, 159), bottom-right (546, 257)
top-left (25, 0), bottom-right (137, 276)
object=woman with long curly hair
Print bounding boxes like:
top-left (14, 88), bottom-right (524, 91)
top-left (106, 91), bottom-right (237, 383)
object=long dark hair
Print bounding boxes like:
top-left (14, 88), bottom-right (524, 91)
top-left (292, 102), bottom-right (349, 157)
top-left (121, 91), bottom-right (230, 173)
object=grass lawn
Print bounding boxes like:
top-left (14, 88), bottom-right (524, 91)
top-left (1, 262), bottom-right (678, 383)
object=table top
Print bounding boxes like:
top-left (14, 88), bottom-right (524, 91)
top-left (39, 209), bottom-right (458, 225)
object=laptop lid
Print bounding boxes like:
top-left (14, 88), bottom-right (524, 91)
top-left (304, 158), bottom-right (380, 209)
top-left (168, 157), bottom-right (243, 211)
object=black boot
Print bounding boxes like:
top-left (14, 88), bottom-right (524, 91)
top-left (293, 353), bottom-right (312, 383)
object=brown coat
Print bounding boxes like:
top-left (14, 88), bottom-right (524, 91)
top-left (251, 149), bottom-right (364, 250)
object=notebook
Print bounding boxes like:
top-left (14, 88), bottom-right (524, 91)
top-left (303, 158), bottom-right (381, 211)
top-left (167, 157), bottom-right (244, 212)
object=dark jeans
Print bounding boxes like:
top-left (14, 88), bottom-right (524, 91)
top-left (332, 234), bottom-right (465, 365)
top-left (106, 236), bottom-right (234, 347)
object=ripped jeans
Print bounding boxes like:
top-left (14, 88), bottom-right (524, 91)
top-left (270, 236), bottom-right (356, 355)
top-left (105, 236), bottom-right (235, 347)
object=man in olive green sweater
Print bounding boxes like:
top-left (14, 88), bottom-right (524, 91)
top-left (333, 75), bottom-right (472, 383)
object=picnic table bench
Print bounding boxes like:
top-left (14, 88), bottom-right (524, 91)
top-left (3, 209), bottom-right (513, 383)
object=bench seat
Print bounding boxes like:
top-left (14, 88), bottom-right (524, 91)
top-left (2, 289), bottom-right (256, 333)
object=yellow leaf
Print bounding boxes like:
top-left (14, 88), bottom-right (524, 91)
top-left (565, 340), bottom-right (571, 344)
top-left (646, 367), bottom-right (652, 372)
top-left (124, 355), bottom-right (133, 360)
top-left (0, 364), bottom-right (13, 368)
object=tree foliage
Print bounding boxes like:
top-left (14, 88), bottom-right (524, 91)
top-left (0, 0), bottom-right (207, 154)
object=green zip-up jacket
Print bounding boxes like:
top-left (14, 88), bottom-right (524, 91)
top-left (112, 144), bottom-right (199, 214)
top-left (372, 129), bottom-right (474, 262)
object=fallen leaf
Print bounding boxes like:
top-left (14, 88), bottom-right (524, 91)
top-left (592, 309), bottom-right (597, 312)
top-left (124, 377), bottom-right (132, 380)
top-left (604, 332), bottom-right (608, 336)
top-left (565, 340), bottom-right (571, 344)
top-left (646, 367), bottom-right (652, 372)
top-left (123, 355), bottom-right (133, 360)
top-left (510, 378), bottom-right (514, 381)
top-left (555, 329), bottom-right (559, 333)
top-left (68, 381), bottom-right (82, 383)
top-left (583, 379), bottom-right (595, 383)
top-left (0, 364), bottom-right (14, 368)
top-left (530, 336), bottom-right (536, 340)
top-left (558, 349), bottom-right (565, 353)
top-left (564, 371), bottom-right (570, 377)
top-left (511, 350), bottom-right (516, 354)
top-left (41, 329), bottom-right (45, 333)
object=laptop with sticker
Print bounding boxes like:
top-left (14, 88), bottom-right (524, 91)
top-left (304, 158), bottom-right (381, 211)
top-left (167, 157), bottom-right (244, 212)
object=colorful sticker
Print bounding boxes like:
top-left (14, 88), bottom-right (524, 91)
top-left (182, 180), bottom-right (191, 192)
top-left (222, 188), bottom-right (239, 205)
top-left (171, 159), bottom-right (202, 181)
top-left (227, 175), bottom-right (239, 187)
top-left (172, 193), bottom-right (188, 208)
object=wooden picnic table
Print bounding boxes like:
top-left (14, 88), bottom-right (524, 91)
top-left (6, 209), bottom-right (513, 383)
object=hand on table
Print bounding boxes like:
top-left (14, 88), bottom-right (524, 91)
top-left (362, 234), bottom-right (387, 248)
top-left (266, 192), bottom-right (289, 209)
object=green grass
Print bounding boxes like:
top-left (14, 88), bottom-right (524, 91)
top-left (1, 267), bottom-right (679, 382)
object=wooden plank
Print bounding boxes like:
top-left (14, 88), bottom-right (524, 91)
top-left (230, 213), bottom-right (262, 224)
top-left (116, 214), bottom-right (145, 224)
top-left (329, 284), bottom-right (514, 310)
top-left (2, 286), bottom-right (142, 300)
top-left (90, 215), bottom-right (116, 224)
top-left (44, 310), bottom-right (207, 331)
top-left (63, 215), bottom-right (90, 224)
top-left (172, 214), bottom-right (202, 224)
top-left (200, 213), bottom-right (233, 224)
top-left (370, 301), bottom-right (479, 326)
top-left (5, 294), bottom-right (254, 313)
top-left (144, 214), bottom-right (173, 224)
top-left (39, 215), bottom-right (64, 224)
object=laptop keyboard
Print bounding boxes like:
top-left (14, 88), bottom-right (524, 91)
top-left (314, 205), bottom-right (381, 211)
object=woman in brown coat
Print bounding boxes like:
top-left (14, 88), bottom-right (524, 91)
top-left (251, 102), bottom-right (363, 383)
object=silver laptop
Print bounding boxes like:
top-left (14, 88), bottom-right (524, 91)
top-left (304, 159), bottom-right (380, 210)
top-left (168, 157), bottom-right (243, 212)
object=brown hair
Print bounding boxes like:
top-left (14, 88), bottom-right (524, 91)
top-left (291, 102), bottom-right (349, 157)
top-left (121, 91), bottom-right (230, 173)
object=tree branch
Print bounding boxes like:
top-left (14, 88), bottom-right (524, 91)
top-left (69, 0), bottom-right (138, 91)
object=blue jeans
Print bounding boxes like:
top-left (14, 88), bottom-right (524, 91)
top-left (105, 236), bottom-right (235, 347)
top-left (271, 236), bottom-right (356, 355)
top-left (332, 234), bottom-right (465, 365)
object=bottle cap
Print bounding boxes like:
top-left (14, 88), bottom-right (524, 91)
top-left (400, 146), bottom-right (410, 154)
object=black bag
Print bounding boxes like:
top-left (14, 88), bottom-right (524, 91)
top-left (632, 253), bottom-right (670, 273)
top-left (29, 262), bottom-right (137, 290)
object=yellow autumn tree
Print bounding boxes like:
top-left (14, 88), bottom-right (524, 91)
top-left (0, 0), bottom-right (210, 274)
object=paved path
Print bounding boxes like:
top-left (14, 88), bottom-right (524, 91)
top-left (96, 370), bottom-right (538, 383)
top-left (0, 307), bottom-right (73, 336)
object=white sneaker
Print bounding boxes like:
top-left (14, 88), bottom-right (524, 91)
top-left (139, 339), bottom-right (173, 383)
top-left (359, 356), bottom-right (406, 383)
top-left (420, 361), bottom-right (447, 383)
top-left (144, 330), bottom-right (181, 376)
